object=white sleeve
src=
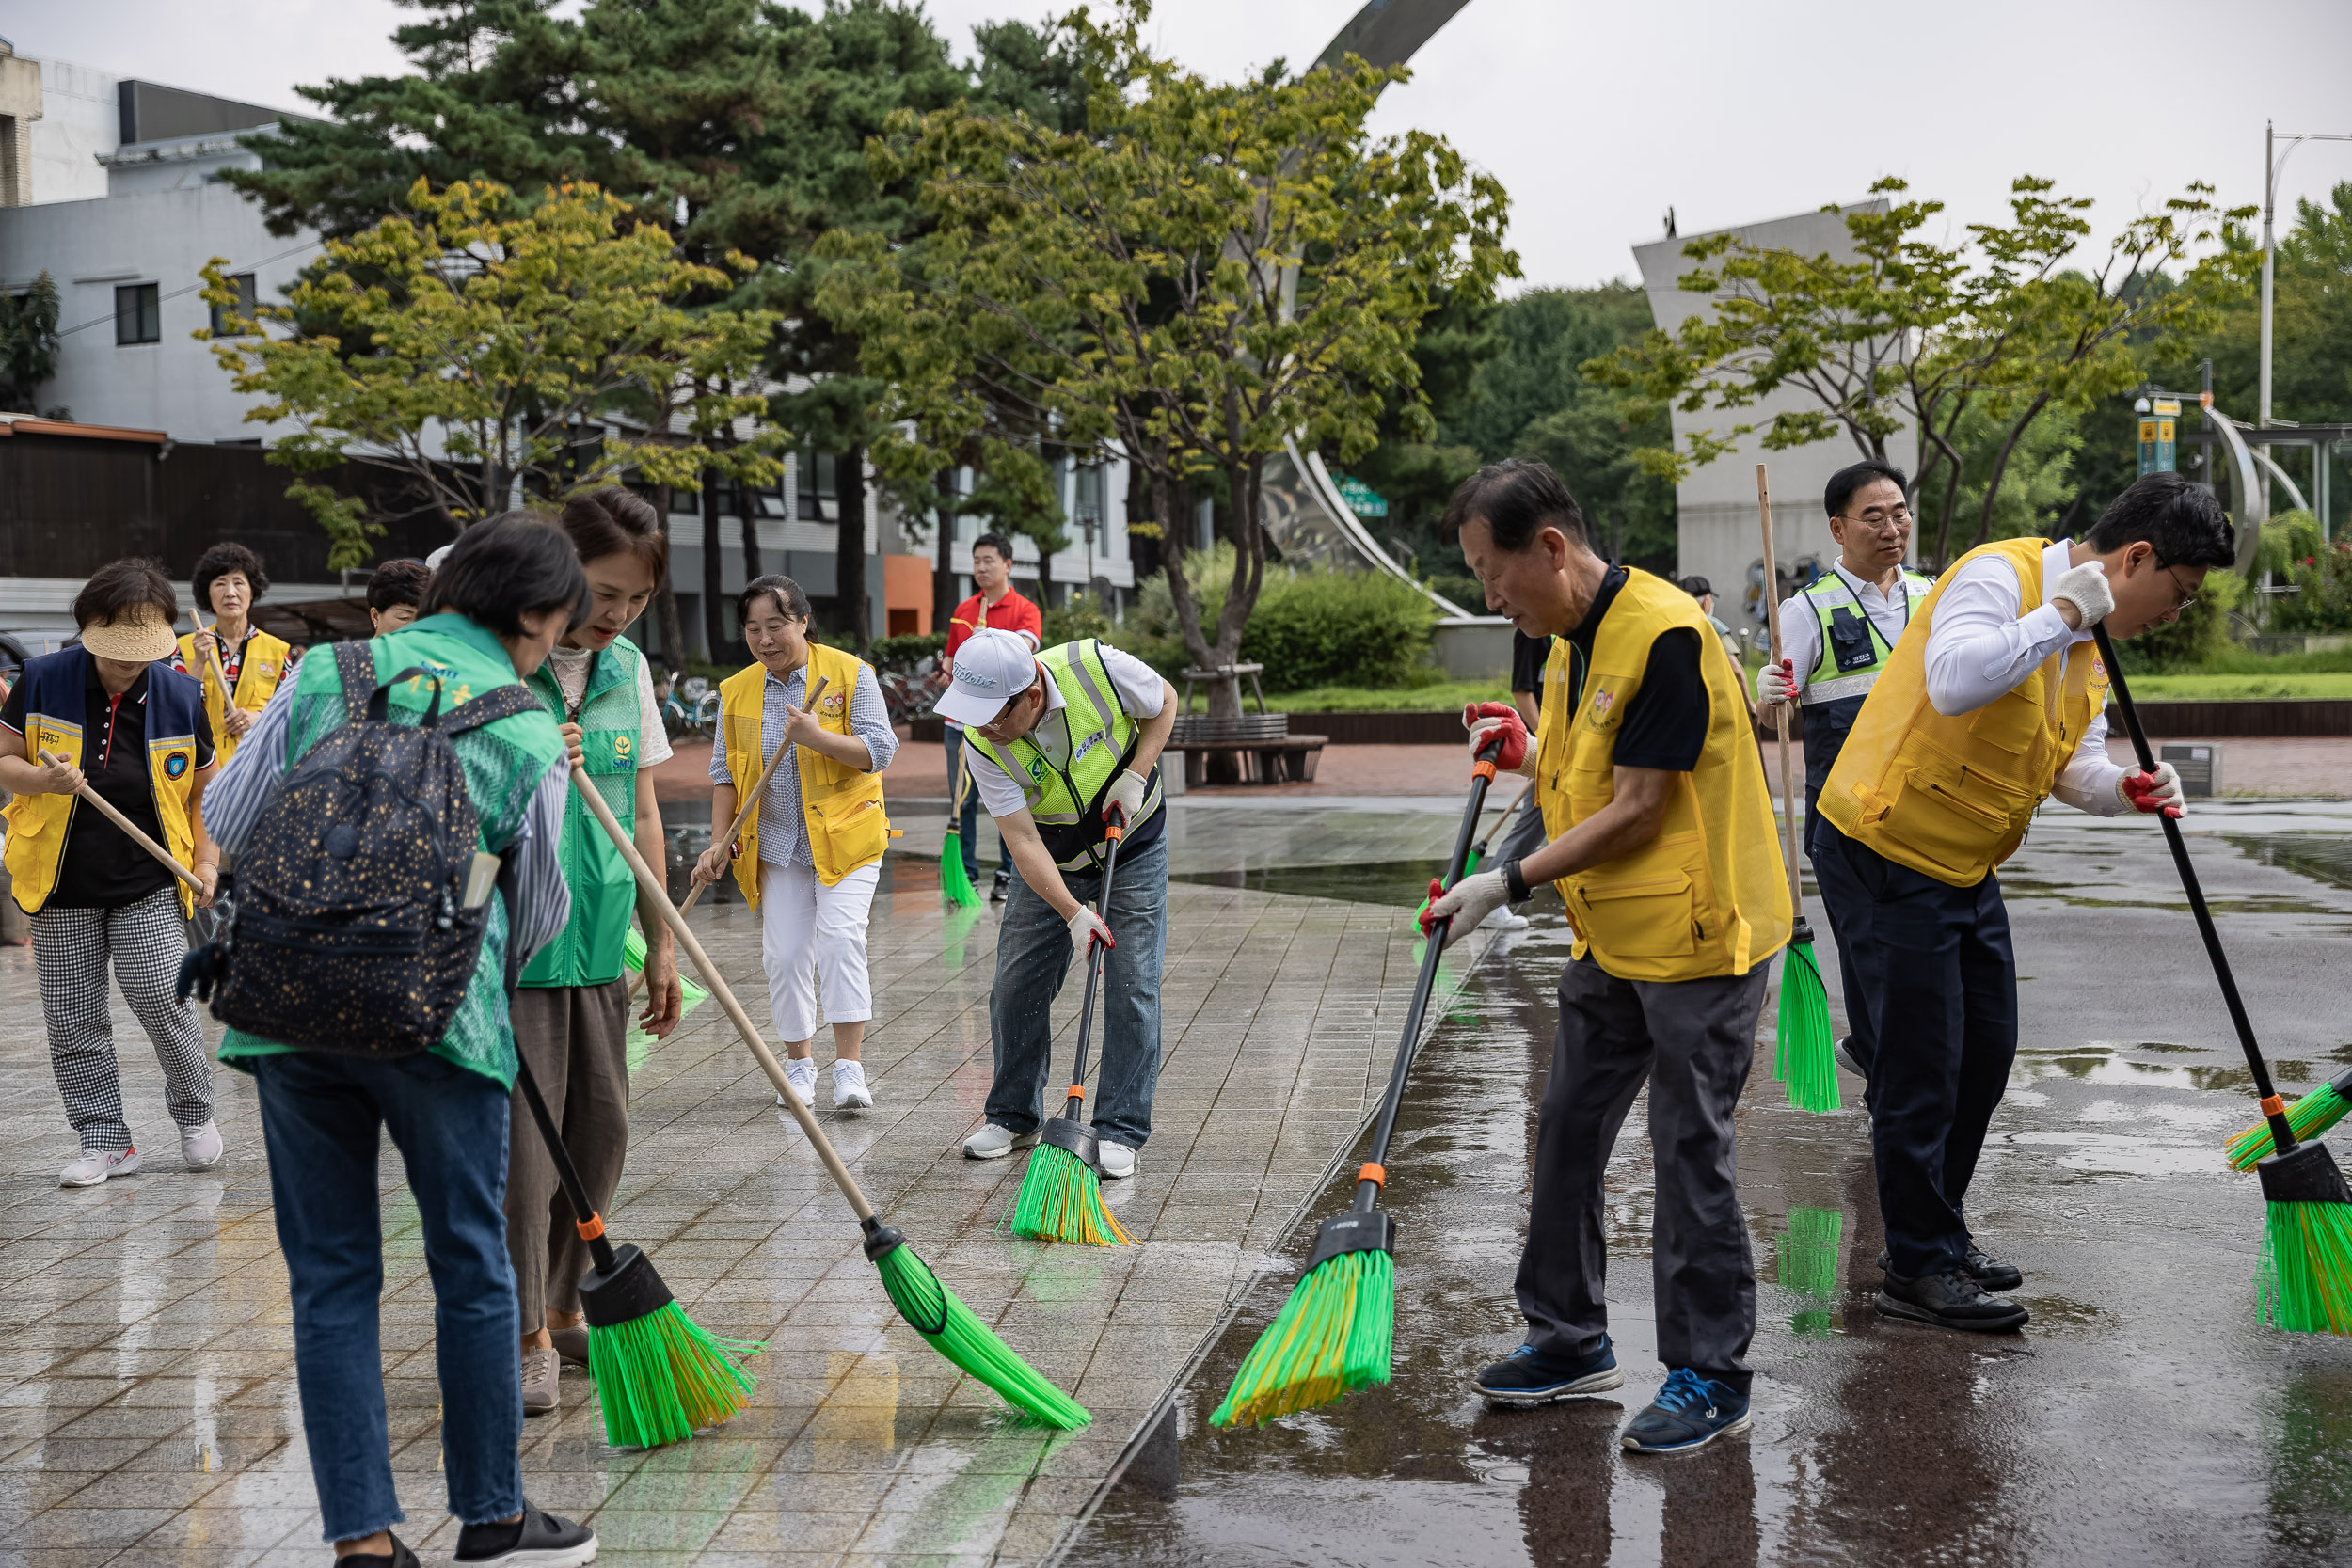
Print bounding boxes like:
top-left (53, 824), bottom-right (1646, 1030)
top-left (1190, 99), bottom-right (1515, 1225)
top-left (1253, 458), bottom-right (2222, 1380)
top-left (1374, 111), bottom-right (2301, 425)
top-left (1774, 593), bottom-right (1822, 691)
top-left (968, 743), bottom-right (1032, 820)
top-left (2048, 708), bottom-right (2129, 816)
top-left (632, 657), bottom-right (674, 769)
top-left (1920, 557), bottom-right (2078, 718)
top-left (1096, 644), bottom-right (1168, 718)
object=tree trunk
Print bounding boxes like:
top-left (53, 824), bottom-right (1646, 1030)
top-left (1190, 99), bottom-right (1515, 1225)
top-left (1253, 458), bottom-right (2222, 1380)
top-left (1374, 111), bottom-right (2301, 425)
top-left (835, 443), bottom-right (870, 653)
top-left (701, 471), bottom-right (727, 663)
top-left (737, 471), bottom-right (761, 584)
top-left (933, 467), bottom-right (960, 635)
top-left (654, 485), bottom-right (688, 670)
top-left (1967, 393), bottom-right (2052, 554)
top-left (1035, 529), bottom-right (1057, 613)
top-left (1203, 451), bottom-right (1265, 721)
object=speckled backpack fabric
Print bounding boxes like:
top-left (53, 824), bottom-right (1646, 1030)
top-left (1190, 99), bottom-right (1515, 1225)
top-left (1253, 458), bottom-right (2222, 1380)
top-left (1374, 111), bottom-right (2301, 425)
top-left (198, 641), bottom-right (541, 1056)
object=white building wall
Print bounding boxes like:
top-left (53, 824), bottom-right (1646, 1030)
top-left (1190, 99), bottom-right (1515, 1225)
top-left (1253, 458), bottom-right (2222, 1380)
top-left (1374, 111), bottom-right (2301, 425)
top-left (30, 58), bottom-right (115, 205)
top-left (1634, 203), bottom-right (1919, 639)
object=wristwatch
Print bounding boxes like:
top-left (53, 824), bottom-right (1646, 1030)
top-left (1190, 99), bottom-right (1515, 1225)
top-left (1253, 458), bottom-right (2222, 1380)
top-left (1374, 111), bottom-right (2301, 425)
top-left (1502, 857), bottom-right (1531, 905)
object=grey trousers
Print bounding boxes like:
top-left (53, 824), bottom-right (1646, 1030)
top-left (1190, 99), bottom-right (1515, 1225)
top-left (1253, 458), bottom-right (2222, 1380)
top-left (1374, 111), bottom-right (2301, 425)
top-left (1491, 788), bottom-right (1548, 881)
top-left (504, 979), bottom-right (632, 1328)
top-left (1516, 955), bottom-right (1769, 1393)
top-left (32, 887), bottom-right (213, 1152)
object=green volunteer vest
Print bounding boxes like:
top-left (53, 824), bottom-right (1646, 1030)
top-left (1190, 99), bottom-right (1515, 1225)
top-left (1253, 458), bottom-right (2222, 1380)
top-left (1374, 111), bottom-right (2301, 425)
top-left (217, 614), bottom-right (565, 1089)
top-left (1797, 568), bottom-right (1936, 705)
top-left (966, 640), bottom-right (1165, 871)
top-left (519, 637), bottom-right (644, 989)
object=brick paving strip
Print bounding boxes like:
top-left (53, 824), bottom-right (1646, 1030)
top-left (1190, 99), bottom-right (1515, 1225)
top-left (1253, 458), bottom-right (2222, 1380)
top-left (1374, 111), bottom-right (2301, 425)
top-left (0, 852), bottom-right (1499, 1566)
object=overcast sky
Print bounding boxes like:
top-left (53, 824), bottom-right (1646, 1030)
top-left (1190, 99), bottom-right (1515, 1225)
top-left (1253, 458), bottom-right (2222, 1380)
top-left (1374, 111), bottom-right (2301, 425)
top-left (7, 0), bottom-right (2349, 289)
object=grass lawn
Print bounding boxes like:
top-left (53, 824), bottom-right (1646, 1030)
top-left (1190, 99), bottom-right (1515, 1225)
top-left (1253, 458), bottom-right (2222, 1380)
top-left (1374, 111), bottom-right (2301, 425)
top-left (2128, 673), bottom-right (2352, 700)
top-left (1263, 680), bottom-right (1511, 712)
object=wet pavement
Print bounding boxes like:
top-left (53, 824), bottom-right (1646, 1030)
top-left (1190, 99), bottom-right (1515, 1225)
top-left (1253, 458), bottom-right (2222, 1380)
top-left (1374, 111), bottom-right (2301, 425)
top-left (7, 795), bottom-right (2352, 1565)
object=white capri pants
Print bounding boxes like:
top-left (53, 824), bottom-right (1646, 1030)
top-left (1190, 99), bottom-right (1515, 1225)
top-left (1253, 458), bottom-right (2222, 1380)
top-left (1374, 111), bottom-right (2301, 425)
top-left (759, 859), bottom-right (881, 1042)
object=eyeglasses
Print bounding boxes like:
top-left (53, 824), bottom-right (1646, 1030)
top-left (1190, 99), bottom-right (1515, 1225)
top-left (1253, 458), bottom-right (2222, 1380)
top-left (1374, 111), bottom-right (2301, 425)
top-left (2155, 557), bottom-right (2199, 613)
top-left (1838, 507), bottom-right (1912, 532)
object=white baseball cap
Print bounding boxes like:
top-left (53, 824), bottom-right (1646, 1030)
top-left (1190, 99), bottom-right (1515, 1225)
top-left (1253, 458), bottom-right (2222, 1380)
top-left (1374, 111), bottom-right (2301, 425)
top-left (935, 628), bottom-right (1039, 726)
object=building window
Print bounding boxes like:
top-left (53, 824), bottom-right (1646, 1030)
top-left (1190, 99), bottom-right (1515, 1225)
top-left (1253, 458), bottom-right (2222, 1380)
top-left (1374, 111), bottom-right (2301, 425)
top-left (115, 283), bottom-right (161, 345)
top-left (209, 272), bottom-right (258, 337)
top-left (797, 450), bottom-right (837, 522)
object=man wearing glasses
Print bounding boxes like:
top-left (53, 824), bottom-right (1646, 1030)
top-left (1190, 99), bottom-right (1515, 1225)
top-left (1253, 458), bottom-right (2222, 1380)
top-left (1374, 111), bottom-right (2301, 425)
top-left (1754, 461), bottom-right (1937, 1084)
top-left (1808, 472), bottom-right (2230, 1334)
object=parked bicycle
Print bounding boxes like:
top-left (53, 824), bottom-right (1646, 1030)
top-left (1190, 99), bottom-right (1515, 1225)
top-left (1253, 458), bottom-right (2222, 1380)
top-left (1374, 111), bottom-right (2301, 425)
top-left (661, 671), bottom-right (721, 740)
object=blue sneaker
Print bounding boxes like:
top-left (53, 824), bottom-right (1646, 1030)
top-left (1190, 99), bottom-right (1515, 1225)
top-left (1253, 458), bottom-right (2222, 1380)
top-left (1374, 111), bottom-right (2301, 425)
top-left (1620, 1368), bottom-right (1751, 1453)
top-left (1471, 1338), bottom-right (1624, 1404)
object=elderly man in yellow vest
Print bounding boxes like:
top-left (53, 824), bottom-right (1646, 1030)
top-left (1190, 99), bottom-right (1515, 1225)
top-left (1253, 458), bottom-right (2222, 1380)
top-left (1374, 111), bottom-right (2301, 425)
top-left (1809, 471), bottom-right (2228, 1336)
top-left (1424, 459), bottom-right (1789, 1456)
top-left (942, 628), bottom-right (1177, 1181)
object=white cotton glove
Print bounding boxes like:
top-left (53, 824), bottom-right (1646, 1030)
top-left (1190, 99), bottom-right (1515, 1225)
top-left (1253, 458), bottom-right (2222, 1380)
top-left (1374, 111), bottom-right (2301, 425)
top-left (2049, 560), bottom-right (2115, 630)
top-left (1067, 906), bottom-right (1116, 959)
top-left (1418, 868), bottom-right (1508, 951)
top-left (1103, 768), bottom-right (1147, 827)
top-left (1756, 658), bottom-right (1796, 705)
top-left (2119, 759), bottom-right (2185, 819)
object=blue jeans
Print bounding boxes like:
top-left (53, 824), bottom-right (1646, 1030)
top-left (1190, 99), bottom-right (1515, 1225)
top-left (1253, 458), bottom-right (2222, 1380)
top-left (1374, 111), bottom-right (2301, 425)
top-left (253, 1051), bottom-right (524, 1544)
top-left (986, 831), bottom-right (1168, 1148)
top-left (943, 725), bottom-right (983, 882)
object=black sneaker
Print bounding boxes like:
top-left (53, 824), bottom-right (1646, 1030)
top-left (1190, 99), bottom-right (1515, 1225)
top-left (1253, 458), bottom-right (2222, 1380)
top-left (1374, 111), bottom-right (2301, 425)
top-left (1833, 1035), bottom-right (1869, 1082)
top-left (454, 1505), bottom-right (597, 1567)
top-left (1620, 1368), bottom-right (1751, 1454)
top-left (990, 871), bottom-right (1010, 904)
top-left (336, 1535), bottom-right (421, 1568)
top-left (1875, 1268), bottom-right (2029, 1333)
top-left (1472, 1338), bottom-right (1624, 1404)
top-left (1876, 1245), bottom-right (2023, 1293)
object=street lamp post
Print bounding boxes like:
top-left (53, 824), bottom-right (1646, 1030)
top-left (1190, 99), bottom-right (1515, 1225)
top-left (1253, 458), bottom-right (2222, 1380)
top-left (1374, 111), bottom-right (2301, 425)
top-left (2260, 120), bottom-right (2352, 428)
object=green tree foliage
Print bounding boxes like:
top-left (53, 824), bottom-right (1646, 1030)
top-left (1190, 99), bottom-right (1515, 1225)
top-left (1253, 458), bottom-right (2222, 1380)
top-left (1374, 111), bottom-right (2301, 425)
top-left (1124, 545), bottom-right (1437, 689)
top-left (820, 4), bottom-right (1514, 715)
top-left (1914, 398), bottom-right (2083, 546)
top-left (199, 181), bottom-right (782, 566)
top-left (2183, 184), bottom-right (2352, 427)
top-left (0, 272), bottom-right (63, 418)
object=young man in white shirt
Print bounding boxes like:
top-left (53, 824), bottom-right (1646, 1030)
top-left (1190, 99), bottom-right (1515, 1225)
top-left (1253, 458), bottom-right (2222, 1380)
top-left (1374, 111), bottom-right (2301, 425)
top-left (1811, 472), bottom-right (2228, 1334)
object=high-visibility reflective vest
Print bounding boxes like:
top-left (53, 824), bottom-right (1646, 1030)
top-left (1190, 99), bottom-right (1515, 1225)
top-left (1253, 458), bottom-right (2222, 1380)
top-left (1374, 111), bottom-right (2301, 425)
top-left (1819, 538), bottom-right (2112, 888)
top-left (520, 638), bottom-right (645, 988)
top-left (1534, 569), bottom-right (1791, 982)
top-left (719, 641), bottom-right (891, 904)
top-left (1791, 566), bottom-right (1935, 854)
top-left (4, 647), bottom-right (206, 917)
top-left (965, 640), bottom-right (1166, 872)
top-left (178, 626), bottom-right (293, 770)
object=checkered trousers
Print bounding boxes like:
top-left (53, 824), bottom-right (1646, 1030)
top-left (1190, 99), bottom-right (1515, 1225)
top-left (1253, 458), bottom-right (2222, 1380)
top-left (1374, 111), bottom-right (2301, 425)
top-left (31, 887), bottom-right (215, 1153)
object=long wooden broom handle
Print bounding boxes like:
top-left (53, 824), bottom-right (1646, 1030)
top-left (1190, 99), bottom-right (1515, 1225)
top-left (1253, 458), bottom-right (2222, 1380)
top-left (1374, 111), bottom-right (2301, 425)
top-left (38, 749), bottom-right (203, 893)
top-left (1757, 465), bottom-right (1804, 915)
top-left (679, 675), bottom-right (826, 919)
top-left (570, 760), bottom-right (877, 1221)
top-left (187, 609), bottom-right (239, 716)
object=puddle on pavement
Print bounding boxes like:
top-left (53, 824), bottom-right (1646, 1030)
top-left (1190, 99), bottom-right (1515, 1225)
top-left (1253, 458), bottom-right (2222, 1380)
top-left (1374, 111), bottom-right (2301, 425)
top-left (2227, 832), bottom-right (2352, 893)
top-left (1172, 855), bottom-right (1448, 909)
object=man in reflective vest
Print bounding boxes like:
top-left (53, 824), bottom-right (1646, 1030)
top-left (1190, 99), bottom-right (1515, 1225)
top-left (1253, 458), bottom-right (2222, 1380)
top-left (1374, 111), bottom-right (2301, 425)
top-left (1812, 472), bottom-right (2230, 1334)
top-left (1424, 459), bottom-right (1790, 1456)
top-left (1753, 459), bottom-right (1937, 1083)
top-left (942, 629), bottom-right (1177, 1181)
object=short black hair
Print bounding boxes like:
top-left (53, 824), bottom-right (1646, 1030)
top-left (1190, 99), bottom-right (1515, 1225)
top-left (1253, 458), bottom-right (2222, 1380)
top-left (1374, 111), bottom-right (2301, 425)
top-left (971, 531), bottom-right (1014, 562)
top-left (192, 541), bottom-right (269, 607)
top-left (2086, 472), bottom-right (2235, 568)
top-left (366, 559), bottom-right (431, 614)
top-left (1679, 575), bottom-right (1713, 598)
top-left (419, 513), bottom-right (590, 637)
top-left (738, 573), bottom-right (812, 626)
top-left (73, 558), bottom-right (178, 631)
top-left (557, 486), bottom-right (669, 582)
top-left (1825, 460), bottom-right (1909, 518)
top-left (1439, 459), bottom-right (1590, 550)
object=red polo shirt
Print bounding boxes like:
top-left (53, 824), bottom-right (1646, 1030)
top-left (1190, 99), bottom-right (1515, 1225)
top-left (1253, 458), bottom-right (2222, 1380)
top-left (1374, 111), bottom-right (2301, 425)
top-left (946, 588), bottom-right (1041, 664)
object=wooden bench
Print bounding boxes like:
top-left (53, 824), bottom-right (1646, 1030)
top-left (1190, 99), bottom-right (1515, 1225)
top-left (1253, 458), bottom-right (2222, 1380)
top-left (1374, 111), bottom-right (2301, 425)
top-left (1169, 734), bottom-right (1327, 787)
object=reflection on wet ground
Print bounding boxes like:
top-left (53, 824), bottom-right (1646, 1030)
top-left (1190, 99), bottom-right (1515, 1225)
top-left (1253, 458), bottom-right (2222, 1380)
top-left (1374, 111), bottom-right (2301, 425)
top-left (1065, 801), bottom-right (2352, 1568)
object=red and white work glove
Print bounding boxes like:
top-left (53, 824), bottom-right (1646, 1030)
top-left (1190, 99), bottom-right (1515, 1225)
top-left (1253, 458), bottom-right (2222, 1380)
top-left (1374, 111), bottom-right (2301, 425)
top-left (1461, 701), bottom-right (1529, 771)
top-left (1067, 906), bottom-right (1116, 958)
top-left (1756, 659), bottom-right (1796, 705)
top-left (2120, 760), bottom-right (2185, 819)
top-left (1420, 868), bottom-right (1507, 950)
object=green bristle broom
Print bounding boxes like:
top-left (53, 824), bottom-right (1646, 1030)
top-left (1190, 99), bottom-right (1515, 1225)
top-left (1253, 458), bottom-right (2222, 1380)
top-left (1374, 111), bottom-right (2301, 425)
top-left (1214, 737), bottom-right (1503, 1426)
top-left (941, 750), bottom-right (981, 908)
top-left (1757, 466), bottom-right (1838, 1113)
top-left (2099, 625), bottom-right (2352, 1334)
top-left (570, 770), bottom-right (1090, 1426)
top-left (1009, 814), bottom-right (1133, 1247)
top-left (2229, 1066), bottom-right (2352, 1171)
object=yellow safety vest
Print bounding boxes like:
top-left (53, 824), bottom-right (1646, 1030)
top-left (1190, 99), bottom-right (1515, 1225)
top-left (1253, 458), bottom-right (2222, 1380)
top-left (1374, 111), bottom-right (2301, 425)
top-left (1534, 568), bottom-right (1790, 983)
top-left (1819, 537), bottom-right (2110, 888)
top-left (719, 641), bottom-right (892, 903)
top-left (5, 650), bottom-right (204, 918)
top-left (178, 626), bottom-right (293, 770)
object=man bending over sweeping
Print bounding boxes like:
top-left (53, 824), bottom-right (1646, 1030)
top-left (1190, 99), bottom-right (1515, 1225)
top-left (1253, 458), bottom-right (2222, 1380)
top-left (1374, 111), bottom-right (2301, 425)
top-left (1806, 471), bottom-right (2229, 1334)
top-left (1425, 459), bottom-right (1791, 1455)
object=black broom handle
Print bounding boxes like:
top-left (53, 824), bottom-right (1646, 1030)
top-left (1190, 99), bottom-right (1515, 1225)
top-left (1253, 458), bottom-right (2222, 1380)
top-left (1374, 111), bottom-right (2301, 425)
top-left (2092, 625), bottom-right (2297, 1154)
top-left (1059, 815), bottom-right (1125, 1115)
top-left (1355, 739), bottom-right (1502, 1214)
top-left (513, 1053), bottom-right (624, 1273)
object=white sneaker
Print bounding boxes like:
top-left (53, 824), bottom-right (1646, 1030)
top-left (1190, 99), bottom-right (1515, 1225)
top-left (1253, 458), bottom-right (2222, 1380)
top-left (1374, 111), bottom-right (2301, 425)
top-left (1097, 1141), bottom-right (1137, 1180)
top-left (832, 1060), bottom-right (873, 1109)
top-left (962, 1123), bottom-right (1038, 1160)
top-left (61, 1148), bottom-right (139, 1187)
top-left (775, 1057), bottom-right (817, 1108)
top-left (1480, 905), bottom-right (1530, 931)
top-left (180, 1122), bottom-right (224, 1170)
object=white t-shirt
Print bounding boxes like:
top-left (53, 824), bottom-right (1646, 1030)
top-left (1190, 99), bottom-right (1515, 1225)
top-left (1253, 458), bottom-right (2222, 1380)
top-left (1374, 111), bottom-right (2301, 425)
top-left (546, 642), bottom-right (673, 770)
top-left (966, 644), bottom-right (1166, 819)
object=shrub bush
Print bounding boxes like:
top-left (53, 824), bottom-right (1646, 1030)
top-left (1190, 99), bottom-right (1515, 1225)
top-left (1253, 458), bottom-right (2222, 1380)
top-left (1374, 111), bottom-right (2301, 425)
top-left (1122, 546), bottom-right (1439, 689)
top-left (869, 631), bottom-right (947, 672)
top-left (2117, 562), bottom-right (2243, 673)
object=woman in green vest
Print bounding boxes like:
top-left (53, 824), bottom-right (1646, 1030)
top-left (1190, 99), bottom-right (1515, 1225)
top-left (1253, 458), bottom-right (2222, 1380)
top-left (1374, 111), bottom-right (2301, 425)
top-left (201, 515), bottom-right (598, 1568)
top-left (507, 486), bottom-right (683, 1417)
top-left (693, 575), bottom-right (898, 1111)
